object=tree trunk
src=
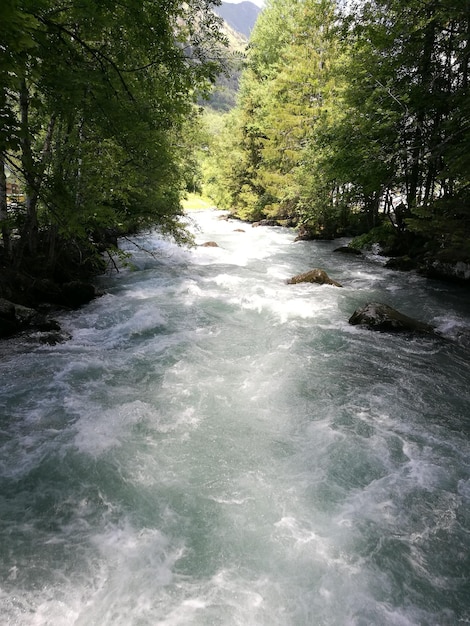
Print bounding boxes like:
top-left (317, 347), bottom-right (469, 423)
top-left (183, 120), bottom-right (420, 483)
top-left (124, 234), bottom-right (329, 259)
top-left (407, 13), bottom-right (436, 212)
top-left (17, 78), bottom-right (56, 265)
top-left (461, 8), bottom-right (470, 89)
top-left (0, 155), bottom-right (11, 259)
top-left (19, 78), bottom-right (38, 260)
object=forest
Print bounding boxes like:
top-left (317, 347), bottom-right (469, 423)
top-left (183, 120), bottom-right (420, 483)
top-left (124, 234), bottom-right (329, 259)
top-left (202, 0), bottom-right (470, 280)
top-left (0, 0), bottom-right (226, 312)
top-left (1, 0), bottom-right (469, 324)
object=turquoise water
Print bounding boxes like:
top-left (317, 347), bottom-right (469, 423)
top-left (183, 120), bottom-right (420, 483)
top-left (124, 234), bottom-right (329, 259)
top-left (1, 210), bottom-right (469, 625)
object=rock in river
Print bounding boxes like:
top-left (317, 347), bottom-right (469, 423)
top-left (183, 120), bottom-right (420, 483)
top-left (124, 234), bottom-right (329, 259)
top-left (349, 302), bottom-right (435, 334)
top-left (287, 268), bottom-right (342, 287)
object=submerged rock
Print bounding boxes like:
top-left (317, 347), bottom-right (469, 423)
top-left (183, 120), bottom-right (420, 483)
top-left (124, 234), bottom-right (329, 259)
top-left (37, 330), bottom-right (72, 345)
top-left (200, 241), bottom-right (220, 247)
top-left (334, 246), bottom-right (363, 256)
top-left (287, 268), bottom-right (342, 287)
top-left (385, 255), bottom-right (417, 271)
top-left (349, 302), bottom-right (435, 334)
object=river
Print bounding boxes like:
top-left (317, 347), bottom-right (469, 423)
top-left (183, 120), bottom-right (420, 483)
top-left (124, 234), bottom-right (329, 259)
top-left (1, 209), bottom-right (469, 625)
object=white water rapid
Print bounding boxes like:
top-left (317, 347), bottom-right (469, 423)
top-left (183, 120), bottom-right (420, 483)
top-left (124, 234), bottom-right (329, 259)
top-left (1, 210), bottom-right (469, 625)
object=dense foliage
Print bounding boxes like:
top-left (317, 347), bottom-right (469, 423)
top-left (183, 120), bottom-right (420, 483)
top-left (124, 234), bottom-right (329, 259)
top-left (0, 0), bottom-right (226, 288)
top-left (203, 0), bottom-right (470, 262)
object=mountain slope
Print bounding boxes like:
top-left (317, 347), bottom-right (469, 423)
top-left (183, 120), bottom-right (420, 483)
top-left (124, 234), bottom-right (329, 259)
top-left (214, 1), bottom-right (261, 39)
top-left (205, 1), bottom-right (261, 111)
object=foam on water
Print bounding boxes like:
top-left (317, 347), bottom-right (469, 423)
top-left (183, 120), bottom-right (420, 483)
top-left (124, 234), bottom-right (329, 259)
top-left (1, 210), bottom-right (470, 625)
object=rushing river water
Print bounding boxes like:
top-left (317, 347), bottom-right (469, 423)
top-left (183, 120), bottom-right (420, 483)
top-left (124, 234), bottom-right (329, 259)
top-left (1, 210), bottom-right (470, 625)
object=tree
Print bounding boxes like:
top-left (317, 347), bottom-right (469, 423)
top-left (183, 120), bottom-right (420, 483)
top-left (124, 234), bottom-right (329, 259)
top-left (337, 0), bottom-right (470, 251)
top-left (218, 0), bottom-right (470, 256)
top-left (204, 0), bottom-right (306, 219)
top-left (205, 0), bottom-right (351, 233)
top-left (1, 0), bottom-right (226, 286)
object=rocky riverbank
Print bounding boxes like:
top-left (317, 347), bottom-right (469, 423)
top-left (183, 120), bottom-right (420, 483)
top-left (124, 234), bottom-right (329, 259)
top-left (0, 276), bottom-right (98, 342)
top-left (0, 245), bottom-right (103, 340)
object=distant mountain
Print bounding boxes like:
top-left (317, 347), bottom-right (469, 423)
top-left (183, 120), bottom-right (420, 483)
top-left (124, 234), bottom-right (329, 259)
top-left (205, 2), bottom-right (262, 111)
top-left (214, 1), bottom-right (261, 39)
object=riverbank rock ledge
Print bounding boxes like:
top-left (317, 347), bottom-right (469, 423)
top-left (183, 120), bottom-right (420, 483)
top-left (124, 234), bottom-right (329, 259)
top-left (0, 297), bottom-right (63, 339)
top-left (287, 269), bottom-right (342, 287)
top-left (349, 302), bottom-right (435, 334)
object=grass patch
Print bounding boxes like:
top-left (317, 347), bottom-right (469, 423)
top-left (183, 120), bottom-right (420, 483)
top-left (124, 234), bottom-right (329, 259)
top-left (182, 193), bottom-right (215, 211)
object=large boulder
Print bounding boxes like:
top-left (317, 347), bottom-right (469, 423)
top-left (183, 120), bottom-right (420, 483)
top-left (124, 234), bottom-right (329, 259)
top-left (294, 225), bottom-right (317, 241)
top-left (349, 302), bottom-right (435, 334)
top-left (418, 258), bottom-right (470, 283)
top-left (0, 297), bottom-right (63, 338)
top-left (0, 298), bottom-right (21, 337)
top-left (294, 225), bottom-right (335, 241)
top-left (12, 303), bottom-right (38, 327)
top-left (0, 300), bottom-right (41, 337)
top-left (60, 281), bottom-right (96, 308)
top-left (287, 268), bottom-right (342, 287)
